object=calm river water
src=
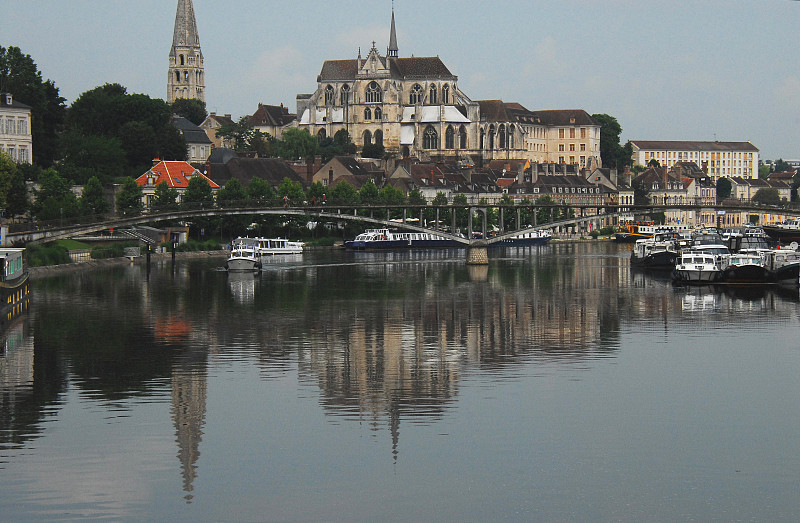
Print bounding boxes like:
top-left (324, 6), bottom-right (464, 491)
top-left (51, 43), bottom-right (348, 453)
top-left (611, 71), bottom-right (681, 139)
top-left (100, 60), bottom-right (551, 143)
top-left (1, 242), bottom-right (800, 521)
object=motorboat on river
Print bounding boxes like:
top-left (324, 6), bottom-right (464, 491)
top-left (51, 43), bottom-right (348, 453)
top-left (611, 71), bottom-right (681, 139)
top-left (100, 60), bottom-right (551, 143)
top-left (226, 236), bottom-right (304, 271)
top-left (498, 228), bottom-right (552, 246)
top-left (0, 248), bottom-right (29, 320)
top-left (673, 250), bottom-right (723, 284)
top-left (720, 251), bottom-right (771, 284)
top-left (763, 218), bottom-right (800, 243)
top-left (345, 228), bottom-right (462, 249)
top-left (630, 231), bottom-right (687, 269)
top-left (763, 248), bottom-right (800, 286)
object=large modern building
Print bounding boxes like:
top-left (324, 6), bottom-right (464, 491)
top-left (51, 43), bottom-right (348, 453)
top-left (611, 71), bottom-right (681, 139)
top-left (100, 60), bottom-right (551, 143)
top-left (296, 10), bottom-right (601, 168)
top-left (629, 140), bottom-right (759, 181)
top-left (0, 93), bottom-right (32, 164)
top-left (167, 0), bottom-right (205, 104)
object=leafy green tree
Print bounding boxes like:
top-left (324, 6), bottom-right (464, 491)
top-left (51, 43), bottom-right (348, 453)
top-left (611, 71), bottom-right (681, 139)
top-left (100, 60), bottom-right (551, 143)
top-left (277, 177), bottom-right (305, 204)
top-left (359, 179), bottom-right (380, 205)
top-left (716, 177), bottom-right (732, 200)
top-left (773, 159), bottom-right (792, 173)
top-left (216, 178), bottom-right (247, 207)
top-left (58, 132), bottom-right (127, 184)
top-left (592, 113), bottom-right (631, 169)
top-left (330, 180), bottom-right (359, 205)
top-left (428, 192), bottom-right (451, 225)
top-left (333, 129), bottom-right (357, 154)
top-left (215, 116), bottom-right (256, 152)
top-left (534, 194), bottom-right (559, 224)
top-left (274, 128), bottom-right (318, 160)
top-left (0, 46), bottom-right (66, 167)
top-left (5, 167), bottom-right (29, 219)
top-left (181, 176), bottom-right (214, 207)
top-left (247, 177), bottom-right (276, 205)
top-left (758, 164), bottom-right (771, 179)
top-left (151, 181), bottom-right (179, 212)
top-left (361, 142), bottom-right (385, 160)
top-left (79, 176), bottom-right (110, 215)
top-left (752, 187), bottom-right (781, 205)
top-left (306, 181), bottom-right (326, 205)
top-left (647, 158), bottom-right (661, 168)
top-left (407, 189), bottom-right (426, 206)
top-left (171, 98), bottom-right (207, 126)
top-left (32, 168), bottom-right (80, 220)
top-left (378, 184), bottom-right (406, 205)
top-left (452, 193), bottom-right (469, 231)
top-left (631, 177), bottom-right (650, 205)
top-left (116, 176), bottom-right (143, 216)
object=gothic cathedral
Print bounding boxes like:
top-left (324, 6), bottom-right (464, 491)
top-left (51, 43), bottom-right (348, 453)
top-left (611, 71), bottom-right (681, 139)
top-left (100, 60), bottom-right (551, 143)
top-left (167, 0), bottom-right (205, 104)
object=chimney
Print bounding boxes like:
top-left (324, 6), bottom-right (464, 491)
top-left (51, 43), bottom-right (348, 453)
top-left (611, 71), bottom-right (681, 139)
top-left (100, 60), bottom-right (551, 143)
top-left (152, 158), bottom-right (161, 167)
top-left (328, 167), bottom-right (334, 186)
top-left (610, 168), bottom-right (618, 187)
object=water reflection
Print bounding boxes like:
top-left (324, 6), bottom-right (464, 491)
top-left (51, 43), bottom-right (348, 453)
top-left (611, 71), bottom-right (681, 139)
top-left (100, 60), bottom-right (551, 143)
top-left (5, 245), bottom-right (799, 510)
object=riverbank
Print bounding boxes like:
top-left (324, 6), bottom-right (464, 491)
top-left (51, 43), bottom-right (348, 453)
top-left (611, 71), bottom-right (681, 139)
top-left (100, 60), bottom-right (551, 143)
top-left (27, 250), bottom-right (228, 279)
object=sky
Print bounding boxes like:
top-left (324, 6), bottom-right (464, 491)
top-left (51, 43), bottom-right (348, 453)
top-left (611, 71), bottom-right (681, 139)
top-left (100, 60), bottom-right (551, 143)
top-left (2, 0), bottom-right (799, 160)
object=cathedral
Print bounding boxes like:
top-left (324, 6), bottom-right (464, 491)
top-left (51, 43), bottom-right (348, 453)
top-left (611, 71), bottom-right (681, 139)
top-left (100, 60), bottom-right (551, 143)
top-left (167, 0), bottom-right (205, 104)
top-left (297, 10), bottom-right (603, 168)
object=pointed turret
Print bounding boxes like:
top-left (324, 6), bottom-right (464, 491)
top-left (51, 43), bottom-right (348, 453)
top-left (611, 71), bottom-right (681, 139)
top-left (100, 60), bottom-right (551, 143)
top-left (167, 0), bottom-right (205, 103)
top-left (387, 8), bottom-right (398, 59)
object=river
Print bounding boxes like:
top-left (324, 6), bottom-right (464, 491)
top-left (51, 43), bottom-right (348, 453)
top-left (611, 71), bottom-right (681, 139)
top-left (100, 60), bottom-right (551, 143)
top-left (1, 242), bottom-right (799, 521)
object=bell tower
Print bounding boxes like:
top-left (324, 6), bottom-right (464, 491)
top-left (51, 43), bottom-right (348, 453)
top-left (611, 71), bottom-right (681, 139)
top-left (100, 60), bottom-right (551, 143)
top-left (167, 0), bottom-right (205, 104)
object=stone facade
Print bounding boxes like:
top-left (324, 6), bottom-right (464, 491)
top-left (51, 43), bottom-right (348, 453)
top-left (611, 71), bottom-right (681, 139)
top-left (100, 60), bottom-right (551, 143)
top-left (167, 0), bottom-right (205, 104)
top-left (0, 93), bottom-right (32, 164)
top-left (630, 140), bottom-right (759, 181)
top-left (296, 10), bottom-right (601, 168)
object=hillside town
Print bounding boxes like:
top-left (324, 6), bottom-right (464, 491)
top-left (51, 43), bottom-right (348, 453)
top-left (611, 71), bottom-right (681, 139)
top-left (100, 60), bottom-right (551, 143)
top-left (0, 0), bottom-right (797, 231)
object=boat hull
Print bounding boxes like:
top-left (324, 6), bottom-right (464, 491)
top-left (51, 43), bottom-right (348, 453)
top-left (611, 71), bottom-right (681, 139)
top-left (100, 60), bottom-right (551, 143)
top-left (672, 269), bottom-right (722, 284)
top-left (763, 225), bottom-right (800, 243)
top-left (721, 265), bottom-right (771, 284)
top-left (630, 250), bottom-right (677, 269)
top-left (345, 239), bottom-right (462, 249)
top-left (770, 263), bottom-right (800, 286)
top-left (226, 257), bottom-right (261, 271)
top-left (497, 237), bottom-right (551, 247)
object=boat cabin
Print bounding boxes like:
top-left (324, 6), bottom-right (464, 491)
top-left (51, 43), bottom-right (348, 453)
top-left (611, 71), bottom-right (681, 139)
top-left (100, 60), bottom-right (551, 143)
top-left (0, 248), bottom-right (25, 282)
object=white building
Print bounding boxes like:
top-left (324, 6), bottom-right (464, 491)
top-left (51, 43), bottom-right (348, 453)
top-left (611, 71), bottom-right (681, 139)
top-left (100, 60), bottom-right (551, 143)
top-left (630, 140), bottom-right (759, 181)
top-left (0, 93), bottom-right (33, 164)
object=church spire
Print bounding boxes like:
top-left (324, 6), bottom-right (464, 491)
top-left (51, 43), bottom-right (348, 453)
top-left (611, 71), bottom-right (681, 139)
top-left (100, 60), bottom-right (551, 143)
top-left (388, 6), bottom-right (398, 59)
top-left (168, 0), bottom-right (205, 104)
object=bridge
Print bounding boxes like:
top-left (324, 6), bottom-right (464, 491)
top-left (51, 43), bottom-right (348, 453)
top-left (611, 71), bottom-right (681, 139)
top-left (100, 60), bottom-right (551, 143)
top-left (5, 201), bottom-right (798, 253)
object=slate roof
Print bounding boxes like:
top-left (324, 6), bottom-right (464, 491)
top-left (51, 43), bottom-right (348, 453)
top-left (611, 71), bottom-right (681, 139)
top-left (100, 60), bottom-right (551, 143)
top-left (250, 103), bottom-right (296, 128)
top-left (0, 93), bottom-right (31, 110)
top-left (137, 160), bottom-right (219, 189)
top-left (528, 109), bottom-right (598, 126)
top-left (318, 56), bottom-right (455, 82)
top-left (630, 140), bottom-right (759, 152)
top-left (206, 157), bottom-right (305, 188)
top-left (172, 115), bottom-right (212, 144)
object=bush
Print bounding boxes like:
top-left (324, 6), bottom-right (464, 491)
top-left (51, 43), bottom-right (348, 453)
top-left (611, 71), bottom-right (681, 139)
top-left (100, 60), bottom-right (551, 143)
top-left (26, 244), bottom-right (72, 267)
top-left (590, 230), bottom-right (600, 239)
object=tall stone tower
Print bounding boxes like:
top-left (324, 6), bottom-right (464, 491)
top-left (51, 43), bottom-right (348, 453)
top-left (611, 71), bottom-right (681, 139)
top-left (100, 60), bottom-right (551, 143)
top-left (167, 0), bottom-right (205, 104)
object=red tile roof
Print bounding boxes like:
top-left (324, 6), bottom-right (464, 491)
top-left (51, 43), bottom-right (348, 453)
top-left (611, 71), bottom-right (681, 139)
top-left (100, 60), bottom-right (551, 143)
top-left (136, 160), bottom-right (219, 189)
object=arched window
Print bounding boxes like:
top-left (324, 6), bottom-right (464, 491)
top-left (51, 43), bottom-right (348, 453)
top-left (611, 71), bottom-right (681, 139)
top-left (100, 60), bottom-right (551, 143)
top-left (480, 128), bottom-right (485, 149)
top-left (317, 128), bottom-right (327, 140)
top-left (442, 84), bottom-right (450, 105)
top-left (429, 84), bottom-right (437, 105)
top-left (499, 125), bottom-right (506, 149)
top-left (366, 81), bottom-right (382, 103)
top-left (489, 125), bottom-right (495, 150)
top-left (180, 55), bottom-right (185, 66)
top-left (175, 71), bottom-right (180, 82)
top-left (363, 130), bottom-right (372, 145)
top-left (423, 126), bottom-right (439, 149)
top-left (508, 125), bottom-right (515, 149)
top-left (340, 84), bottom-right (350, 105)
top-left (184, 71), bottom-right (189, 81)
top-left (374, 130), bottom-right (383, 146)
top-left (325, 85), bottom-right (335, 105)
top-left (402, 146), bottom-right (410, 158)
top-left (374, 107), bottom-right (382, 121)
top-left (410, 84), bottom-right (423, 104)
top-left (459, 125), bottom-right (467, 149)
top-left (445, 126), bottom-right (455, 149)
top-left (364, 107), bottom-right (372, 121)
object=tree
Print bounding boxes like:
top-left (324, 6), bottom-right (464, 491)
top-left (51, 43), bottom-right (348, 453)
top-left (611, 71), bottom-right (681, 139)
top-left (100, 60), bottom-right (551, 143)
top-left (592, 113), bottom-right (631, 170)
top-left (79, 176), bottom-right (110, 215)
top-left (5, 167), bottom-right (29, 219)
top-left (752, 187), bottom-right (781, 206)
top-left (758, 164), bottom-right (771, 179)
top-left (171, 98), bottom-right (206, 126)
top-left (378, 184), bottom-right (406, 205)
top-left (330, 180), bottom-right (359, 205)
top-left (333, 129), bottom-right (357, 154)
top-left (274, 128), bottom-right (318, 160)
top-left (306, 181), bottom-right (326, 204)
top-left (773, 159), bottom-right (792, 173)
top-left (215, 116), bottom-right (256, 152)
top-left (716, 177), bottom-right (732, 200)
top-left (452, 192), bottom-right (469, 231)
top-left (647, 158), bottom-right (661, 168)
top-left (277, 177), bottom-right (305, 204)
top-left (0, 152), bottom-right (17, 212)
top-left (631, 177), bottom-right (650, 206)
top-left (151, 181), bottom-right (179, 212)
top-left (407, 189), bottom-right (426, 206)
top-left (359, 179), bottom-right (380, 205)
top-left (247, 177), bottom-right (276, 205)
top-left (216, 178), bottom-right (247, 207)
top-left (58, 131), bottom-right (127, 184)
top-left (361, 142), bottom-right (385, 160)
top-left (0, 46), bottom-right (66, 167)
top-left (116, 176), bottom-right (143, 216)
top-left (181, 176), bottom-right (214, 207)
top-left (32, 168), bottom-right (80, 220)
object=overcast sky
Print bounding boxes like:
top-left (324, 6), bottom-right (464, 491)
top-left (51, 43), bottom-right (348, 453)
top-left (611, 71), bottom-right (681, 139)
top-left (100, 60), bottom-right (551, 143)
top-left (3, 0), bottom-right (799, 159)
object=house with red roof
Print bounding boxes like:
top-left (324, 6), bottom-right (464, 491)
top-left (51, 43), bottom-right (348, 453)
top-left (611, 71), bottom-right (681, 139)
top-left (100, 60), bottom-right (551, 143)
top-left (136, 160), bottom-right (219, 209)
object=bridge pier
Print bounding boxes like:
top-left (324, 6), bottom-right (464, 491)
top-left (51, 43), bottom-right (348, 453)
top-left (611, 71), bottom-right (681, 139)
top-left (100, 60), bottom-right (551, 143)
top-left (466, 240), bottom-right (489, 265)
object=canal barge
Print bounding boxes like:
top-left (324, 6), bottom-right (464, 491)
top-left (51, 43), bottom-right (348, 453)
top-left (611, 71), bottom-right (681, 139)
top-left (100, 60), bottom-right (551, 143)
top-left (0, 248), bottom-right (29, 321)
top-left (345, 228), bottom-right (462, 249)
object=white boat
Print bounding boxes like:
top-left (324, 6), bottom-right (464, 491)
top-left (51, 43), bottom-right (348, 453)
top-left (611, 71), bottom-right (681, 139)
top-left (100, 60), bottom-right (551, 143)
top-left (673, 250), bottom-right (723, 283)
top-left (720, 251), bottom-right (770, 284)
top-left (344, 228), bottom-right (461, 249)
top-left (763, 248), bottom-right (800, 286)
top-left (498, 228), bottom-right (552, 246)
top-left (251, 237), bottom-right (304, 255)
top-left (226, 238), bottom-right (261, 272)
